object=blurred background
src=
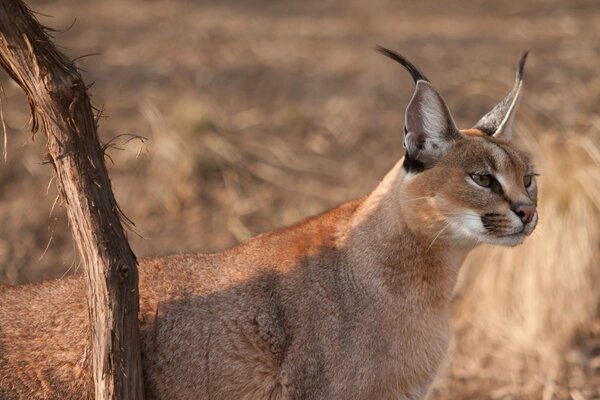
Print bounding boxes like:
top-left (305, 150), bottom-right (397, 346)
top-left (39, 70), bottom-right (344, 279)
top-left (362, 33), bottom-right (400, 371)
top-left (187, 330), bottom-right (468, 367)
top-left (0, 0), bottom-right (599, 398)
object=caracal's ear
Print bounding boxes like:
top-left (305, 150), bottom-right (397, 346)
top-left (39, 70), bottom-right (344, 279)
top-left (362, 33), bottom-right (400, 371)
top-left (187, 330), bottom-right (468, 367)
top-left (472, 51), bottom-right (528, 141)
top-left (403, 81), bottom-right (461, 165)
top-left (377, 46), bottom-right (461, 168)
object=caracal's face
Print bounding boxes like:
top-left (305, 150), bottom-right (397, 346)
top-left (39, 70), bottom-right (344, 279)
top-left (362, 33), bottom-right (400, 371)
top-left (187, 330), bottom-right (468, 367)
top-left (378, 47), bottom-right (536, 248)
top-left (403, 134), bottom-right (538, 248)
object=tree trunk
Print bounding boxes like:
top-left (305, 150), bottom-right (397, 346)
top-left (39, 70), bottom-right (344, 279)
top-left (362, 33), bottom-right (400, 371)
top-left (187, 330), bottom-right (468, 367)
top-left (0, 1), bottom-right (145, 398)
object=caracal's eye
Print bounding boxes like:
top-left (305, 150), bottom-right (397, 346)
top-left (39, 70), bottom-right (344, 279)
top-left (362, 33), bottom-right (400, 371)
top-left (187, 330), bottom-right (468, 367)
top-left (470, 174), bottom-right (493, 188)
top-left (524, 175), bottom-right (533, 188)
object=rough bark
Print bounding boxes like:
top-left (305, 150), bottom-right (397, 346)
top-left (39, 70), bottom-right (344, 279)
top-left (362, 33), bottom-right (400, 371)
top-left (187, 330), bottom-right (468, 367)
top-left (0, 1), bottom-right (145, 398)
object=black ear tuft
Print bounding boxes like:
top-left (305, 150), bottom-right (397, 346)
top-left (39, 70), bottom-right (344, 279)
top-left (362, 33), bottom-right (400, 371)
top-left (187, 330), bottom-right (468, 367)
top-left (472, 51), bottom-right (529, 140)
top-left (375, 46), bottom-right (430, 84)
top-left (377, 47), bottom-right (465, 171)
top-left (517, 50), bottom-right (528, 81)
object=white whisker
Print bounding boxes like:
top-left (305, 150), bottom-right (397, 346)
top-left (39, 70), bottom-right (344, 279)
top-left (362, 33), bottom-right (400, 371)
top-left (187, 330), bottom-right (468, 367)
top-left (428, 222), bottom-right (451, 250)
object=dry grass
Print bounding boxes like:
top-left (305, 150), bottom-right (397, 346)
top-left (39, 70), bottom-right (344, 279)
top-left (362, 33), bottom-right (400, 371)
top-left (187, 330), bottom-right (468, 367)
top-left (0, 0), bottom-right (598, 397)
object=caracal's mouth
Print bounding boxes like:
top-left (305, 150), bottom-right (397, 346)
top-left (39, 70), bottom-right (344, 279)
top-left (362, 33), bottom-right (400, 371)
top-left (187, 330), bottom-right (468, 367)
top-left (486, 216), bottom-right (537, 247)
top-left (450, 211), bottom-right (537, 247)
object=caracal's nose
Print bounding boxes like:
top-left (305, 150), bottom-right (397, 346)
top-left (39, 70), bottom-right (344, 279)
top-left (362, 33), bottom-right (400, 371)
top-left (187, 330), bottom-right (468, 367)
top-left (513, 203), bottom-right (536, 224)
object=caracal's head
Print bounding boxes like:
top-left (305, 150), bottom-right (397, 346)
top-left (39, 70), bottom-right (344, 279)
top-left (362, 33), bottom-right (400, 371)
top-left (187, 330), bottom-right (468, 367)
top-left (379, 47), bottom-right (538, 248)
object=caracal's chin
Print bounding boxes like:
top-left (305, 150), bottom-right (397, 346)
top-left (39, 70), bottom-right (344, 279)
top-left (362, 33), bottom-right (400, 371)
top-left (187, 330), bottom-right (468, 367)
top-left (483, 232), bottom-right (527, 247)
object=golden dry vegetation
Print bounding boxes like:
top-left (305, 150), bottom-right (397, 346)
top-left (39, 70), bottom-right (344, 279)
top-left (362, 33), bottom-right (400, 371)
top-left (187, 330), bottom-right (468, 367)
top-left (0, 0), bottom-right (598, 398)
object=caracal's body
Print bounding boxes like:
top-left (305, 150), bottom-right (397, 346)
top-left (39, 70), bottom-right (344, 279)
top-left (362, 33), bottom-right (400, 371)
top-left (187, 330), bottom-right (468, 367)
top-left (0, 49), bottom-right (537, 399)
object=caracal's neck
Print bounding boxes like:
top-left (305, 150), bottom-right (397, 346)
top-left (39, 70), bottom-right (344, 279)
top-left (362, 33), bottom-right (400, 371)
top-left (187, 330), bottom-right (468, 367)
top-left (339, 159), bottom-right (472, 306)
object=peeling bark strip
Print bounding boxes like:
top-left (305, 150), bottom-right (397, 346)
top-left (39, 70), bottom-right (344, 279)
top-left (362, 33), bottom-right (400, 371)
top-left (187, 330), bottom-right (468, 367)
top-left (0, 1), bottom-right (145, 399)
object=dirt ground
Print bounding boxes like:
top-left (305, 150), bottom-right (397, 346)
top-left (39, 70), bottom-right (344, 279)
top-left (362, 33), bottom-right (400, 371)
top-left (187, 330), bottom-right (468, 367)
top-left (0, 0), bottom-right (599, 398)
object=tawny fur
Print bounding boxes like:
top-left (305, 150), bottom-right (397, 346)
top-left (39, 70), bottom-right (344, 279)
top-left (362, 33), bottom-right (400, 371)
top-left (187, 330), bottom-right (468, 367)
top-left (0, 50), bottom-right (537, 399)
top-left (0, 135), bottom-right (537, 399)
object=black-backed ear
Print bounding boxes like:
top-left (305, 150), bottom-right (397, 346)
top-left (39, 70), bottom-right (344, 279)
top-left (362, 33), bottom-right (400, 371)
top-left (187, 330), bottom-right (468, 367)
top-left (403, 81), bottom-right (461, 166)
top-left (472, 51), bottom-right (528, 141)
top-left (377, 46), bottom-right (462, 170)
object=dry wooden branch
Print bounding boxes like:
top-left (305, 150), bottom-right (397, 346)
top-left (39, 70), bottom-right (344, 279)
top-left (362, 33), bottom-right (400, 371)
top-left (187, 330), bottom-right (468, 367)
top-left (0, 1), bottom-right (145, 398)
